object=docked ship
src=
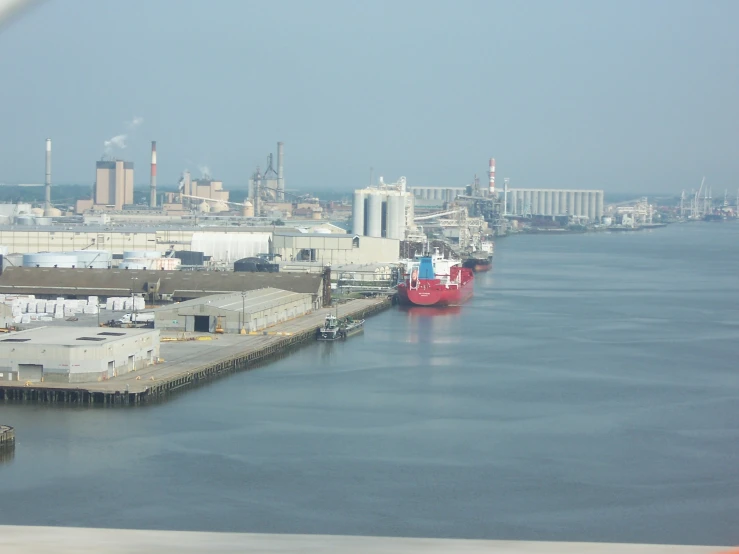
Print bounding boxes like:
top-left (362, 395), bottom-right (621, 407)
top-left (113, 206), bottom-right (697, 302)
top-left (397, 248), bottom-right (474, 307)
top-left (462, 240), bottom-right (494, 272)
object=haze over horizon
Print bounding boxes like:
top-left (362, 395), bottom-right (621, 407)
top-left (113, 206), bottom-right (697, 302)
top-left (0, 0), bottom-right (737, 193)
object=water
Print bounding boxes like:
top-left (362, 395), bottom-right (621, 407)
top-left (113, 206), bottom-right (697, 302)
top-left (1, 223), bottom-right (738, 545)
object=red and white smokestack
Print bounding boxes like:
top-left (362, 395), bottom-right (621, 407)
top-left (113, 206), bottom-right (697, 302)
top-left (488, 157), bottom-right (496, 195)
top-left (150, 140), bottom-right (157, 207)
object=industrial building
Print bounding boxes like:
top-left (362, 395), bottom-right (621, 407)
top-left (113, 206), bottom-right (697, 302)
top-left (352, 177), bottom-right (415, 240)
top-left (93, 160), bottom-right (135, 210)
top-left (272, 233), bottom-right (400, 265)
top-left (410, 186), bottom-right (466, 203)
top-left (248, 142), bottom-right (285, 204)
top-left (505, 189), bottom-right (605, 221)
top-left (0, 326), bottom-right (159, 383)
top-left (153, 288), bottom-right (312, 334)
top-left (0, 267), bottom-right (329, 308)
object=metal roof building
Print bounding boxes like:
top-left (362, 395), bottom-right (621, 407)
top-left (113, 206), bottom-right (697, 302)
top-left (0, 326), bottom-right (159, 384)
top-left (153, 288), bottom-right (313, 334)
top-left (0, 268), bottom-right (328, 307)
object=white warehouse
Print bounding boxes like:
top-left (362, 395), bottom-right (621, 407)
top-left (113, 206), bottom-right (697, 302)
top-left (352, 177), bottom-right (415, 240)
top-left (0, 327), bottom-right (159, 383)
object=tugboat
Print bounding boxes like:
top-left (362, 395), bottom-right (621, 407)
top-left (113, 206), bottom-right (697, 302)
top-left (316, 313), bottom-right (365, 341)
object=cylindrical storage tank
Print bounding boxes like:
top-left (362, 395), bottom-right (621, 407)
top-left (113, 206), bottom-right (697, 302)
top-left (559, 191), bottom-right (568, 215)
top-left (588, 191), bottom-right (597, 221)
top-left (15, 215), bottom-right (35, 226)
top-left (34, 216), bottom-right (52, 226)
top-left (552, 190), bottom-right (560, 215)
top-left (72, 250), bottom-right (112, 269)
top-left (31, 208), bottom-right (44, 216)
top-left (545, 191), bottom-right (553, 216)
top-left (580, 192), bottom-right (589, 219)
top-left (386, 194), bottom-right (402, 240)
top-left (567, 191), bottom-right (576, 215)
top-left (242, 201), bottom-right (254, 218)
top-left (539, 191), bottom-right (546, 215)
top-left (596, 191), bottom-right (604, 220)
top-left (573, 192), bottom-right (582, 216)
top-left (530, 190), bottom-right (538, 214)
top-left (366, 192), bottom-right (382, 238)
top-left (0, 245), bottom-right (8, 256)
top-left (352, 190), bottom-right (366, 236)
top-left (23, 253), bottom-right (78, 268)
top-left (523, 190), bottom-right (531, 214)
top-left (119, 261), bottom-right (148, 270)
top-left (123, 250), bottom-right (161, 259)
top-left (510, 190), bottom-right (519, 214)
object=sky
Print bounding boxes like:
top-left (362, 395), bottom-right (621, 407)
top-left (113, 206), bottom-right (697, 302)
top-left (0, 0), bottom-right (737, 194)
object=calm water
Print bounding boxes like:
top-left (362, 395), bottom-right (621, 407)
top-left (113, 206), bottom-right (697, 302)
top-left (1, 223), bottom-right (738, 545)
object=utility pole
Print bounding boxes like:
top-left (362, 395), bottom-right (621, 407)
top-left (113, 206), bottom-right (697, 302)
top-left (240, 291), bottom-right (246, 335)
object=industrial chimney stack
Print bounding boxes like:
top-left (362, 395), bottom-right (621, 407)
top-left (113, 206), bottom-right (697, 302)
top-left (150, 141), bottom-right (157, 207)
top-left (488, 158), bottom-right (495, 196)
top-left (277, 141), bottom-right (284, 201)
top-left (44, 138), bottom-right (52, 213)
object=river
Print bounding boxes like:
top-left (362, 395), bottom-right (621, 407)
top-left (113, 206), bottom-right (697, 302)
top-left (1, 222), bottom-right (737, 546)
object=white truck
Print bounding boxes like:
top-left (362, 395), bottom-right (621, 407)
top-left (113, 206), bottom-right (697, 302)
top-left (118, 312), bottom-right (155, 325)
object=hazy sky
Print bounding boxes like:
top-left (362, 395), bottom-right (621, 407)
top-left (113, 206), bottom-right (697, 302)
top-left (0, 0), bottom-right (737, 193)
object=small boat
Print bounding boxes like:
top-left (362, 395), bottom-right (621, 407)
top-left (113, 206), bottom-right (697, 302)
top-left (316, 313), bottom-right (365, 341)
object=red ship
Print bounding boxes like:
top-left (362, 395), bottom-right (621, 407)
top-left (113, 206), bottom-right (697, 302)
top-left (397, 248), bottom-right (474, 307)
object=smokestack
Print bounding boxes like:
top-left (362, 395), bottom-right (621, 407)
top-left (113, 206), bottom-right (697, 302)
top-left (44, 138), bottom-right (51, 211)
top-left (277, 141), bottom-right (284, 201)
top-left (150, 141), bottom-right (157, 207)
top-left (488, 158), bottom-right (495, 196)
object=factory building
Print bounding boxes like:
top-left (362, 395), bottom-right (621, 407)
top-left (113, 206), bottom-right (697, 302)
top-left (94, 160), bottom-right (135, 210)
top-left (153, 288), bottom-right (312, 334)
top-left (0, 326), bottom-right (159, 383)
top-left (352, 177), bottom-right (415, 240)
top-left (410, 187), bottom-right (466, 203)
top-left (505, 189), bottom-right (605, 221)
top-left (272, 233), bottom-right (399, 265)
top-left (248, 142), bottom-right (285, 202)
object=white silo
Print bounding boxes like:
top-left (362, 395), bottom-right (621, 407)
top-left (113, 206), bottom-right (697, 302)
top-left (567, 191), bottom-right (576, 215)
top-left (386, 193), bottom-right (402, 240)
top-left (72, 250), bottom-right (112, 269)
top-left (531, 191), bottom-right (539, 214)
top-left (559, 191), bottom-right (567, 215)
top-left (596, 191), bottom-right (604, 220)
top-left (545, 191), bottom-right (553, 216)
top-left (580, 192), bottom-right (589, 219)
top-left (366, 191), bottom-right (383, 238)
top-left (588, 191), bottom-right (597, 221)
top-left (352, 190), bottom-right (366, 236)
top-left (573, 192), bottom-right (582, 216)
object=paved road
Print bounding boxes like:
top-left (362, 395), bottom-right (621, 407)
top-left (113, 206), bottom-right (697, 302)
top-left (0, 526), bottom-right (726, 554)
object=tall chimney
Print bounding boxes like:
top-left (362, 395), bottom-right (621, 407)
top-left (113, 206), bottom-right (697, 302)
top-left (488, 157), bottom-right (495, 196)
top-left (150, 141), bottom-right (157, 207)
top-left (44, 138), bottom-right (51, 212)
top-left (276, 141), bottom-right (284, 201)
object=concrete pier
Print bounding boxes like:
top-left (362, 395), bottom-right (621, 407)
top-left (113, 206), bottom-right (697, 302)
top-left (0, 425), bottom-right (13, 447)
top-left (0, 297), bottom-right (390, 405)
top-left (0, 526), bottom-right (726, 554)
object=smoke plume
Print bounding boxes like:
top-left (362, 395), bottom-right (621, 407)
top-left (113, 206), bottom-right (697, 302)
top-left (103, 116), bottom-right (144, 154)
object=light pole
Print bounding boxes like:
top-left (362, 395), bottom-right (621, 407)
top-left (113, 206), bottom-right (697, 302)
top-left (131, 277), bottom-right (138, 318)
top-left (240, 291), bottom-right (246, 335)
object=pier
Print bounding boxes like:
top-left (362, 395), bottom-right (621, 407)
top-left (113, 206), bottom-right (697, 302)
top-left (0, 526), bottom-right (726, 554)
top-left (0, 297), bottom-right (390, 406)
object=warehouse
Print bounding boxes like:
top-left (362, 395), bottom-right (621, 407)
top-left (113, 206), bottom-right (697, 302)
top-left (0, 267), bottom-right (329, 308)
top-left (153, 288), bottom-right (313, 334)
top-left (0, 327), bottom-right (159, 383)
top-left (272, 233), bottom-right (399, 265)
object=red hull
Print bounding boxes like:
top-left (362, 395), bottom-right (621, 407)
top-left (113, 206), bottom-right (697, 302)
top-left (397, 274), bottom-right (474, 307)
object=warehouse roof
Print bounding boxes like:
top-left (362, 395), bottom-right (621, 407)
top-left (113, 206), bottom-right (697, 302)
top-left (155, 288), bottom-right (310, 315)
top-left (0, 268), bottom-right (325, 298)
top-left (0, 326), bottom-right (155, 347)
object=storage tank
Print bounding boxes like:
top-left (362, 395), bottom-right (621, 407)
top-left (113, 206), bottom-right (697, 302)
top-left (588, 191), bottom-right (597, 221)
top-left (596, 191), bottom-right (604, 220)
top-left (72, 250), bottom-right (112, 269)
top-left (15, 215), bottom-right (35, 226)
top-left (386, 194), bottom-right (402, 240)
top-left (198, 201), bottom-right (210, 213)
top-left (580, 192), bottom-right (589, 219)
top-left (34, 216), bottom-right (52, 226)
top-left (242, 201), bottom-right (254, 218)
top-left (31, 208), bottom-right (44, 216)
top-left (366, 191), bottom-right (382, 238)
top-left (23, 253), bottom-right (78, 268)
top-left (119, 261), bottom-right (148, 270)
top-left (123, 250), bottom-right (161, 259)
top-left (545, 191), bottom-right (553, 216)
top-left (352, 190), bottom-right (366, 236)
top-left (552, 190), bottom-right (560, 215)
